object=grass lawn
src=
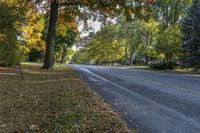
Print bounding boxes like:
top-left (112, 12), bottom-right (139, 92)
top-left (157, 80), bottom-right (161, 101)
top-left (120, 65), bottom-right (200, 74)
top-left (0, 64), bottom-right (132, 133)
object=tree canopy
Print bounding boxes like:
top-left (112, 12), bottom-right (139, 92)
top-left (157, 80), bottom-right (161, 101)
top-left (2, 0), bottom-right (200, 71)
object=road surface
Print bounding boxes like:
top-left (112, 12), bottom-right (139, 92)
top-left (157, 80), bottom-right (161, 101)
top-left (70, 65), bottom-right (200, 133)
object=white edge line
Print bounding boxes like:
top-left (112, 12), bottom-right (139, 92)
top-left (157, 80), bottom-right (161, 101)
top-left (77, 66), bottom-right (200, 128)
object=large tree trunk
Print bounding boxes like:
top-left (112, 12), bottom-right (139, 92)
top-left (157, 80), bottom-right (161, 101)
top-left (43, 0), bottom-right (58, 69)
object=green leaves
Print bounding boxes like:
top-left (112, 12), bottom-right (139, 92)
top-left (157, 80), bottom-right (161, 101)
top-left (0, 0), bottom-right (45, 66)
top-left (74, 24), bottom-right (124, 64)
top-left (156, 24), bottom-right (181, 58)
top-left (0, 2), bottom-right (19, 66)
top-left (55, 24), bottom-right (77, 63)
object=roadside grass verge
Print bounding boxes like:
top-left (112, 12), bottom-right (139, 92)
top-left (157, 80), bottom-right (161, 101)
top-left (0, 64), bottom-right (132, 133)
top-left (118, 65), bottom-right (200, 74)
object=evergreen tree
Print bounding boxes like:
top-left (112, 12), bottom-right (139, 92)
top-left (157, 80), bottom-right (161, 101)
top-left (182, 0), bottom-right (200, 70)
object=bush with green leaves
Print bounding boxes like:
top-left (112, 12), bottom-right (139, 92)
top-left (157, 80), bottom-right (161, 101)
top-left (149, 62), bottom-right (178, 70)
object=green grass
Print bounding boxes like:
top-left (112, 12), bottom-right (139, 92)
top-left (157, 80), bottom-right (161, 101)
top-left (21, 62), bottom-right (42, 65)
top-left (0, 64), bottom-right (132, 133)
top-left (119, 64), bottom-right (200, 74)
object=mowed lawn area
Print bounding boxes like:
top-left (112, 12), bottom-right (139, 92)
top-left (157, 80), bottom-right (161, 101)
top-left (0, 64), bottom-right (132, 133)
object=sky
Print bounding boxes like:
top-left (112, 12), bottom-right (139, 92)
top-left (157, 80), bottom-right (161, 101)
top-left (73, 20), bottom-right (101, 51)
top-left (78, 20), bottom-right (102, 37)
top-left (74, 17), bottom-right (116, 51)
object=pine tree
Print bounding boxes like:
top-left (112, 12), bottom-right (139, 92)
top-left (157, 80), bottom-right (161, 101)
top-left (182, 0), bottom-right (200, 70)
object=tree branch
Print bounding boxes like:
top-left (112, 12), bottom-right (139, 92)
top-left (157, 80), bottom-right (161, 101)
top-left (99, 0), bottom-right (113, 7)
top-left (58, 0), bottom-right (79, 6)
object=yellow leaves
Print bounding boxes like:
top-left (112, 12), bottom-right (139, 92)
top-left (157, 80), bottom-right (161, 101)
top-left (1, 0), bottom-right (22, 7)
top-left (20, 45), bottom-right (30, 54)
top-left (159, 53), bottom-right (165, 59)
top-left (57, 12), bottom-right (78, 33)
top-left (19, 10), bottom-right (45, 54)
top-left (0, 33), bottom-right (6, 42)
top-left (134, 6), bottom-right (145, 16)
top-left (56, 23), bottom-right (68, 37)
top-left (84, 24), bottom-right (125, 62)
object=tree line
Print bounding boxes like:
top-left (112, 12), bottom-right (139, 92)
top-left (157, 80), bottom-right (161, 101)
top-left (0, 0), bottom-right (158, 68)
top-left (1, 0), bottom-right (200, 70)
top-left (73, 0), bottom-right (200, 70)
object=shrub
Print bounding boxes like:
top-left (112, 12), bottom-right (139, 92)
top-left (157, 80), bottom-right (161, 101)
top-left (149, 62), bottom-right (178, 70)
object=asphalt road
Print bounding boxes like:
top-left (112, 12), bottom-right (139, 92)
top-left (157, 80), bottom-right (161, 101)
top-left (70, 65), bottom-right (200, 133)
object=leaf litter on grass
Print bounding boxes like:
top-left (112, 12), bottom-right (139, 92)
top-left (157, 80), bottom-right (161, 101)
top-left (0, 65), bottom-right (133, 133)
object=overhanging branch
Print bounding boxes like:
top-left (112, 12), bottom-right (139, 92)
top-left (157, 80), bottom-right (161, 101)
top-left (58, 0), bottom-right (79, 6)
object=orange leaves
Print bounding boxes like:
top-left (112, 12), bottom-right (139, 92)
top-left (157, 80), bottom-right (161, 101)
top-left (58, 12), bottom-right (78, 32)
top-left (66, 21), bottom-right (78, 32)
top-left (144, 0), bottom-right (156, 5)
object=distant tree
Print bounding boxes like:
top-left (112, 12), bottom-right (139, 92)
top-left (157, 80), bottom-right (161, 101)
top-left (55, 25), bottom-right (76, 63)
top-left (155, 0), bottom-right (192, 29)
top-left (140, 18), bottom-right (159, 64)
top-left (118, 19), bottom-right (143, 65)
top-left (156, 24), bottom-right (181, 62)
top-left (182, 0), bottom-right (200, 70)
top-left (20, 13), bottom-right (45, 55)
top-left (82, 24), bottom-right (124, 64)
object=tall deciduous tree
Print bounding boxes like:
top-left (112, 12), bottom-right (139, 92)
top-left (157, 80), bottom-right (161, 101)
top-left (43, 0), bottom-right (58, 68)
top-left (140, 18), bottom-right (159, 64)
top-left (119, 19), bottom-right (143, 64)
top-left (156, 24), bottom-right (181, 62)
top-left (82, 24), bottom-right (124, 64)
top-left (55, 25), bottom-right (76, 63)
top-left (20, 12), bottom-right (45, 54)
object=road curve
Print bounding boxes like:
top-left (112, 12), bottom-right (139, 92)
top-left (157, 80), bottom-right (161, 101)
top-left (70, 65), bottom-right (200, 133)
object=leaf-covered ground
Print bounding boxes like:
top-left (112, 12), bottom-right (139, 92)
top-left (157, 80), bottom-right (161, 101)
top-left (0, 64), bottom-right (132, 133)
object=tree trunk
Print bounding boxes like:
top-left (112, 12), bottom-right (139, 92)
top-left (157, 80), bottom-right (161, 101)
top-left (60, 47), bottom-right (68, 63)
top-left (145, 54), bottom-right (149, 65)
top-left (124, 46), bottom-right (129, 65)
top-left (129, 51), bottom-right (134, 65)
top-left (144, 30), bottom-right (149, 65)
top-left (43, 0), bottom-right (58, 69)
